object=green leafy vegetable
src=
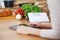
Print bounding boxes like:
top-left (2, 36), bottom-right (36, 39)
top-left (21, 4), bottom-right (42, 19)
top-left (23, 24), bottom-right (28, 26)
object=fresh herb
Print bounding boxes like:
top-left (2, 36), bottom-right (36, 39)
top-left (21, 4), bottom-right (42, 19)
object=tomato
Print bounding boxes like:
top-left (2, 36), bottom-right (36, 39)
top-left (15, 8), bottom-right (24, 17)
top-left (15, 11), bottom-right (19, 15)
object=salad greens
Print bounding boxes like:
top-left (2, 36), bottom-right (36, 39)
top-left (21, 4), bottom-right (42, 19)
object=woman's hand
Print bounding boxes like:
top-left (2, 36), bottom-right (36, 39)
top-left (29, 22), bottom-right (52, 29)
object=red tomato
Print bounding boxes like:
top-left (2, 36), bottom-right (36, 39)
top-left (15, 8), bottom-right (24, 17)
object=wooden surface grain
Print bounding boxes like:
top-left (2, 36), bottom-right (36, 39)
top-left (0, 16), bottom-right (51, 40)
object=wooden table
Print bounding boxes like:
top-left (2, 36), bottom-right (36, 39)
top-left (0, 16), bottom-right (51, 40)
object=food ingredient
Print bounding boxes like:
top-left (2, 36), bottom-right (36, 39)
top-left (21, 4), bottom-right (42, 19)
top-left (16, 14), bottom-right (22, 20)
top-left (15, 8), bottom-right (24, 17)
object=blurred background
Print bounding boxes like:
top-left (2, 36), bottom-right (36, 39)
top-left (0, 0), bottom-right (50, 21)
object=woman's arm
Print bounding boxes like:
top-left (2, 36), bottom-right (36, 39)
top-left (16, 22), bottom-right (51, 36)
top-left (29, 22), bottom-right (51, 29)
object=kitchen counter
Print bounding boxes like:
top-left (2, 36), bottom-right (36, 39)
top-left (0, 16), bottom-right (51, 40)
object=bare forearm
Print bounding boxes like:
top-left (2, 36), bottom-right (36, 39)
top-left (16, 26), bottom-right (40, 36)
